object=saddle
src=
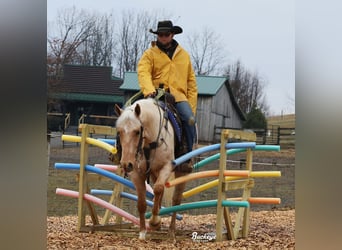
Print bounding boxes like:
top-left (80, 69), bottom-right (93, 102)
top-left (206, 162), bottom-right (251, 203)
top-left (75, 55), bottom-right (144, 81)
top-left (123, 87), bottom-right (185, 153)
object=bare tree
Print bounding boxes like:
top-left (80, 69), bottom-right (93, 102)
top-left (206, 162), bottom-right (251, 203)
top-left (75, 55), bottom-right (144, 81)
top-left (47, 7), bottom-right (175, 80)
top-left (225, 60), bottom-right (269, 114)
top-left (186, 27), bottom-right (225, 75)
top-left (47, 7), bottom-right (96, 79)
top-left (113, 10), bottom-right (162, 77)
top-left (78, 13), bottom-right (115, 66)
top-left (286, 92), bottom-right (295, 111)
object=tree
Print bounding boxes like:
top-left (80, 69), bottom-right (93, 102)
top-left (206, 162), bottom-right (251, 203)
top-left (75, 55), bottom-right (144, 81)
top-left (243, 105), bottom-right (267, 129)
top-left (113, 10), bottom-right (168, 77)
top-left (77, 13), bottom-right (115, 66)
top-left (47, 7), bottom-right (96, 80)
top-left (186, 27), bottom-right (225, 75)
top-left (225, 60), bottom-right (269, 115)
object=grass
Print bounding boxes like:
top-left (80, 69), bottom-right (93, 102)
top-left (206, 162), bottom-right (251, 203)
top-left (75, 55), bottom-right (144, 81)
top-left (267, 113), bottom-right (295, 129)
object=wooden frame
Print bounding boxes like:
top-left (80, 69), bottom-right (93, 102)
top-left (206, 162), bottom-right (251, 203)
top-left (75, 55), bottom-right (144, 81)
top-left (215, 129), bottom-right (256, 241)
top-left (76, 124), bottom-right (128, 232)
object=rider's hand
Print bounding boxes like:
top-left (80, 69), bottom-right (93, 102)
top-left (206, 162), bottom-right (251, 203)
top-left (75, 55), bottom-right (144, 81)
top-left (146, 92), bottom-right (156, 98)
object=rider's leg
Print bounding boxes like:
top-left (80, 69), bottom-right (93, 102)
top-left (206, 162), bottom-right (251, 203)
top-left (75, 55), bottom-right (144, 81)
top-left (175, 101), bottom-right (195, 153)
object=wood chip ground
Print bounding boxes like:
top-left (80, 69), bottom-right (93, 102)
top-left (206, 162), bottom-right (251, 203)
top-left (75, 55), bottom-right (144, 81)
top-left (47, 209), bottom-right (295, 249)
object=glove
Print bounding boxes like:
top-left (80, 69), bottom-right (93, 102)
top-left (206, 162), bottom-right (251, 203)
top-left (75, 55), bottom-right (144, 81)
top-left (146, 91), bottom-right (156, 98)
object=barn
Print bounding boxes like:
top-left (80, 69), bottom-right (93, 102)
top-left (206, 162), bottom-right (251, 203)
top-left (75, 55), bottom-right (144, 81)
top-left (120, 72), bottom-right (246, 143)
top-left (48, 64), bottom-right (124, 127)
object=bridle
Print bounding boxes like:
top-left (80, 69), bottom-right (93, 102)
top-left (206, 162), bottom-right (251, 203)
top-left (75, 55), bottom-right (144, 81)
top-left (134, 101), bottom-right (166, 182)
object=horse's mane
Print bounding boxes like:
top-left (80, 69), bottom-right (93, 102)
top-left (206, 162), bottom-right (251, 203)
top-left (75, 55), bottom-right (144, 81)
top-left (116, 99), bottom-right (162, 133)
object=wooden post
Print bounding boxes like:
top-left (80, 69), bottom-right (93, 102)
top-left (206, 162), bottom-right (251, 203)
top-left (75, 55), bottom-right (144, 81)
top-left (242, 148), bottom-right (253, 237)
top-left (215, 129), bottom-right (225, 241)
top-left (232, 143), bottom-right (254, 238)
top-left (101, 166), bottom-right (124, 225)
top-left (216, 129), bottom-right (234, 241)
top-left (77, 124), bottom-right (89, 231)
top-left (77, 124), bottom-right (102, 231)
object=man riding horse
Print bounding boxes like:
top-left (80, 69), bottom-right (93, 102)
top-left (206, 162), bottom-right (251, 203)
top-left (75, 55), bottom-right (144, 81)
top-left (138, 20), bottom-right (198, 163)
top-left (110, 21), bottom-right (198, 240)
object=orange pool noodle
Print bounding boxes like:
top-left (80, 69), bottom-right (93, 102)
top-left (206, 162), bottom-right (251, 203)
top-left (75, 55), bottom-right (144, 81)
top-left (165, 170), bottom-right (249, 187)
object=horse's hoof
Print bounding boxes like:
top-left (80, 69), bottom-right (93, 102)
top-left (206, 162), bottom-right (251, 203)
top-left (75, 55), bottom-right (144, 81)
top-left (139, 231), bottom-right (146, 240)
top-left (169, 230), bottom-right (176, 240)
top-left (149, 221), bottom-right (161, 230)
top-left (149, 218), bottom-right (161, 230)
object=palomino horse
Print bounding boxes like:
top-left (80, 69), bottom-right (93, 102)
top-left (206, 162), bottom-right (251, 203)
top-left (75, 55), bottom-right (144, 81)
top-left (115, 98), bottom-right (190, 240)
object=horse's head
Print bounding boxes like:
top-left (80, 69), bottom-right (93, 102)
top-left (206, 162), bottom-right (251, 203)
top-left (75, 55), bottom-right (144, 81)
top-left (115, 101), bottom-right (146, 174)
top-left (115, 98), bottom-right (175, 178)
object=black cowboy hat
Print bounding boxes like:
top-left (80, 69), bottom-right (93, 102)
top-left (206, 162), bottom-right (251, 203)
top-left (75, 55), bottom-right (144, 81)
top-left (149, 20), bottom-right (183, 35)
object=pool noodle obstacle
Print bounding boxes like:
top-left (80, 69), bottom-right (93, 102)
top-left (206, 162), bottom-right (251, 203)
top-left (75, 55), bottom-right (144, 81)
top-left (228, 197), bottom-right (281, 205)
top-left (172, 142), bottom-right (256, 166)
top-left (165, 170), bottom-right (250, 187)
top-left (55, 124), bottom-right (282, 242)
top-left (170, 129), bottom-right (281, 241)
top-left (58, 124), bottom-right (135, 232)
top-left (145, 200), bottom-right (249, 219)
top-left (182, 171), bottom-right (281, 198)
top-left (94, 164), bottom-right (118, 172)
top-left (62, 134), bottom-right (117, 154)
top-left (193, 145), bottom-right (280, 170)
top-left (208, 129), bottom-right (282, 241)
top-left (93, 164), bottom-right (154, 194)
top-left (55, 163), bottom-right (154, 199)
top-left (56, 188), bottom-right (151, 230)
top-left (89, 189), bottom-right (182, 220)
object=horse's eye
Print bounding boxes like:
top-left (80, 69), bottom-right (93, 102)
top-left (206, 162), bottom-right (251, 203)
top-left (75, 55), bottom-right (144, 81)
top-left (135, 130), bottom-right (140, 136)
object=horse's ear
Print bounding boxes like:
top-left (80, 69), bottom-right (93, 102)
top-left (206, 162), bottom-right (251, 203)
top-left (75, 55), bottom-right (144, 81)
top-left (114, 104), bottom-right (123, 116)
top-left (134, 104), bottom-right (141, 117)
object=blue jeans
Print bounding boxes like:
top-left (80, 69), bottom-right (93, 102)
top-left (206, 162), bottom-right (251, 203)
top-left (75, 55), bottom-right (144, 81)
top-left (175, 101), bottom-right (196, 153)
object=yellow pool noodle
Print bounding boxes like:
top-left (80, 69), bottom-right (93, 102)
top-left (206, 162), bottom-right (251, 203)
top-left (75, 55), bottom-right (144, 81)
top-left (182, 171), bottom-right (281, 198)
top-left (61, 135), bottom-right (117, 154)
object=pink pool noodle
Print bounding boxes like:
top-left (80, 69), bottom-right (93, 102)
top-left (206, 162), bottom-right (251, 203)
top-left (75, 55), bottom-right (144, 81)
top-left (56, 188), bottom-right (150, 230)
top-left (94, 164), bottom-right (118, 172)
top-left (145, 182), bottom-right (154, 194)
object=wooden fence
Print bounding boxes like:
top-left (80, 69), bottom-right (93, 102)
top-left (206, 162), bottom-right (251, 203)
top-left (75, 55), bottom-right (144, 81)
top-left (78, 114), bottom-right (117, 127)
top-left (47, 112), bottom-right (70, 132)
top-left (213, 125), bottom-right (295, 148)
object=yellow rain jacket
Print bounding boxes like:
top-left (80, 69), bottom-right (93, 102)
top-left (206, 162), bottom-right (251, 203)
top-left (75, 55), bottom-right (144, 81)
top-left (137, 42), bottom-right (198, 115)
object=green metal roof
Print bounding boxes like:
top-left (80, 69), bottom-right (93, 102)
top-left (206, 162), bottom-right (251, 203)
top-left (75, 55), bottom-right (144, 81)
top-left (49, 92), bottom-right (124, 103)
top-left (120, 72), bottom-right (228, 95)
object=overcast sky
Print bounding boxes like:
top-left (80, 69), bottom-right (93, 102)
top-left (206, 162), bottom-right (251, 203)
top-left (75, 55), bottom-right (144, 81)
top-left (47, 0), bottom-right (295, 115)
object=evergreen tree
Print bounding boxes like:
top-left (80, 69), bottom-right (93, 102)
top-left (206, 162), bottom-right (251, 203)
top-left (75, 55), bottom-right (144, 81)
top-left (243, 106), bottom-right (267, 129)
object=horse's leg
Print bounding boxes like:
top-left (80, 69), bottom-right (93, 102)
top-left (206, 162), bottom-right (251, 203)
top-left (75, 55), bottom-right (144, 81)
top-left (131, 172), bottom-right (147, 240)
top-left (149, 166), bottom-right (171, 230)
top-left (169, 169), bottom-right (189, 239)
